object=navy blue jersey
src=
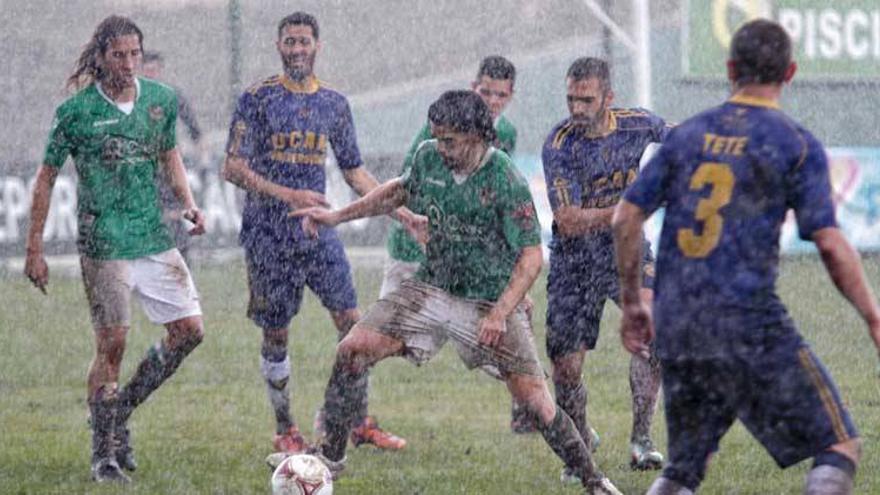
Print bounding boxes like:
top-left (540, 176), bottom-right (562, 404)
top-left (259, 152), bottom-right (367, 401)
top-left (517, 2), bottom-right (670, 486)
top-left (542, 108), bottom-right (670, 258)
top-left (226, 74), bottom-right (363, 249)
top-left (624, 94), bottom-right (837, 359)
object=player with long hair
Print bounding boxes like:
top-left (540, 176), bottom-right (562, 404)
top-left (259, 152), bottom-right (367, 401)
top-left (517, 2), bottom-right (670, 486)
top-left (25, 15), bottom-right (206, 483)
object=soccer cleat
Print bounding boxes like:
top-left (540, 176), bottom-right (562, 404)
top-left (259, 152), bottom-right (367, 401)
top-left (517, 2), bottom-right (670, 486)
top-left (114, 424), bottom-right (137, 471)
top-left (91, 458), bottom-right (131, 483)
top-left (273, 425), bottom-right (308, 454)
top-left (630, 437), bottom-right (664, 470)
top-left (350, 416), bottom-right (406, 450)
top-left (585, 476), bottom-right (624, 495)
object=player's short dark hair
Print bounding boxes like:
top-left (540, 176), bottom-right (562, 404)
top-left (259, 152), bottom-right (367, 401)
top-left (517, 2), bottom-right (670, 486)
top-left (729, 19), bottom-right (792, 85)
top-left (428, 90), bottom-right (497, 143)
top-left (566, 57), bottom-right (611, 90)
top-left (143, 50), bottom-right (163, 64)
top-left (477, 55), bottom-right (516, 84)
top-left (278, 12), bottom-right (319, 40)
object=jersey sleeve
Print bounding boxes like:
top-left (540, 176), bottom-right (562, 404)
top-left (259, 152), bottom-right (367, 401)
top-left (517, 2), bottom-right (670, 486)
top-left (329, 96), bottom-right (363, 170)
top-left (160, 91), bottom-right (178, 152)
top-left (786, 132), bottom-right (837, 239)
top-left (541, 134), bottom-right (582, 210)
top-left (400, 140), bottom-right (431, 200)
top-left (42, 105), bottom-right (74, 168)
top-left (624, 135), bottom-right (674, 215)
top-left (641, 108), bottom-right (674, 143)
top-left (500, 167), bottom-right (542, 249)
top-left (225, 91), bottom-right (262, 159)
top-left (400, 123), bottom-right (433, 174)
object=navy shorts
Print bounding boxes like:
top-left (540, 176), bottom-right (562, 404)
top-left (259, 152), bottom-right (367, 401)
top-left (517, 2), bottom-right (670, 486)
top-left (660, 343), bottom-right (858, 491)
top-left (245, 236), bottom-right (357, 329)
top-left (545, 248), bottom-right (655, 359)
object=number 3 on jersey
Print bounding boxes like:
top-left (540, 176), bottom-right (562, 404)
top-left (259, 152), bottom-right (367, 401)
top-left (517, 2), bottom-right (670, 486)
top-left (677, 162), bottom-right (735, 258)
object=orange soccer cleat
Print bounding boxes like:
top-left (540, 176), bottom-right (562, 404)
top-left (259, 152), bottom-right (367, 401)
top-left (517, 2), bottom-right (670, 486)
top-left (273, 425), bottom-right (308, 454)
top-left (350, 416), bottom-right (407, 450)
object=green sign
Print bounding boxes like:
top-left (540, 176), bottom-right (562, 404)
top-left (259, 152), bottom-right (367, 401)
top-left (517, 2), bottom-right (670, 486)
top-left (684, 0), bottom-right (880, 79)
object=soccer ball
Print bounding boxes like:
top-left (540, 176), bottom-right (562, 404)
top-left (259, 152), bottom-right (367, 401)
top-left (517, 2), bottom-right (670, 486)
top-left (270, 454), bottom-right (333, 495)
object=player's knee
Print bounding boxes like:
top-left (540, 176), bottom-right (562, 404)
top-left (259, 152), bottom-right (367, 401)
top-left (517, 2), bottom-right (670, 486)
top-left (167, 316), bottom-right (204, 353)
top-left (551, 361), bottom-right (582, 385)
top-left (331, 309), bottom-right (360, 336)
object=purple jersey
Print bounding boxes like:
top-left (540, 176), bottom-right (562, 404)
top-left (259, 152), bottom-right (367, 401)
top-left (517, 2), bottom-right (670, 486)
top-left (624, 95), bottom-right (838, 359)
top-left (542, 108), bottom-right (670, 257)
top-left (226, 75), bottom-right (362, 249)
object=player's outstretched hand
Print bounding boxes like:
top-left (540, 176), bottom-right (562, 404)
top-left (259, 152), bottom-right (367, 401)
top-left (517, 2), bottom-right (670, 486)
top-left (478, 310), bottom-right (507, 348)
top-left (401, 211), bottom-right (429, 246)
top-left (24, 251), bottom-right (49, 295)
top-left (289, 207), bottom-right (339, 239)
top-left (182, 208), bottom-right (206, 236)
top-left (620, 301), bottom-right (653, 359)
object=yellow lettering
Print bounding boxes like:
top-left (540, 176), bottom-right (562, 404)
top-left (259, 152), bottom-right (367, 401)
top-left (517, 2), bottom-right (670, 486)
top-left (703, 133), bottom-right (749, 157)
top-left (317, 134), bottom-right (327, 152)
top-left (626, 168), bottom-right (638, 185)
top-left (290, 131), bottom-right (304, 148)
top-left (732, 137), bottom-right (748, 156)
top-left (272, 133), bottom-right (286, 150)
top-left (304, 131), bottom-right (316, 149)
top-left (703, 133), bottom-right (716, 153)
top-left (612, 170), bottom-right (624, 188)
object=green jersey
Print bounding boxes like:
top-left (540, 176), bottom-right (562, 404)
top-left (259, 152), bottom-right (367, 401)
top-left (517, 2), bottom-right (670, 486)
top-left (401, 141), bottom-right (540, 301)
top-left (43, 78), bottom-right (177, 259)
top-left (387, 115), bottom-right (517, 262)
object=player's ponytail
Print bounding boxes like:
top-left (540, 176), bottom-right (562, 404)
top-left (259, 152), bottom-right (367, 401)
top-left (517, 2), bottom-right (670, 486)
top-left (428, 90), bottom-right (497, 144)
top-left (66, 15), bottom-right (143, 91)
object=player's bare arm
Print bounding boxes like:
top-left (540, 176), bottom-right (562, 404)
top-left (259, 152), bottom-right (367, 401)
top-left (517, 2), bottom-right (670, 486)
top-left (611, 199), bottom-right (653, 359)
top-left (479, 245), bottom-right (542, 348)
top-left (222, 154), bottom-right (330, 209)
top-left (554, 204), bottom-right (615, 237)
top-left (159, 148), bottom-right (206, 235)
top-left (813, 227), bottom-right (880, 353)
top-left (342, 165), bottom-right (427, 242)
top-left (23, 164), bottom-right (59, 294)
top-left (291, 178), bottom-right (407, 237)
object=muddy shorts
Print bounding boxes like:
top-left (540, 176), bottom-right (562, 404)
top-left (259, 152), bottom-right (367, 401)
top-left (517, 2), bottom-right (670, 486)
top-left (80, 248), bottom-right (202, 328)
top-left (360, 279), bottom-right (544, 378)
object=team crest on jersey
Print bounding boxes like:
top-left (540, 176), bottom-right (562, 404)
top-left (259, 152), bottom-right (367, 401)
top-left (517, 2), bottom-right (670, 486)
top-left (148, 105), bottom-right (165, 121)
top-left (298, 107), bottom-right (311, 118)
top-left (511, 202), bottom-right (536, 230)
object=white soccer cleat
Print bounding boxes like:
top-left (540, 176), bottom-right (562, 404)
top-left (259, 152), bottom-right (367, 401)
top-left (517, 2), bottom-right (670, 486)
top-left (630, 437), bottom-right (664, 470)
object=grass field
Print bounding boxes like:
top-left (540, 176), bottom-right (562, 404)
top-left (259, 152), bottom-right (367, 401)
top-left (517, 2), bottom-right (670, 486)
top-left (2, 254), bottom-right (879, 494)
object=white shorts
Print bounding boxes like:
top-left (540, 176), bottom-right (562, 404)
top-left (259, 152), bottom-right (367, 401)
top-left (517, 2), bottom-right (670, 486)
top-left (378, 258), bottom-right (421, 299)
top-left (80, 248), bottom-right (202, 328)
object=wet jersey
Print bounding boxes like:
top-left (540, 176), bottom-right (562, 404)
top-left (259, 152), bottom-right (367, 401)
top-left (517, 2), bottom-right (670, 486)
top-left (387, 115), bottom-right (517, 263)
top-left (624, 94), bottom-right (838, 359)
top-left (43, 78), bottom-right (177, 259)
top-left (401, 142), bottom-right (540, 301)
top-left (542, 108), bottom-right (670, 259)
top-left (226, 75), bottom-right (363, 250)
